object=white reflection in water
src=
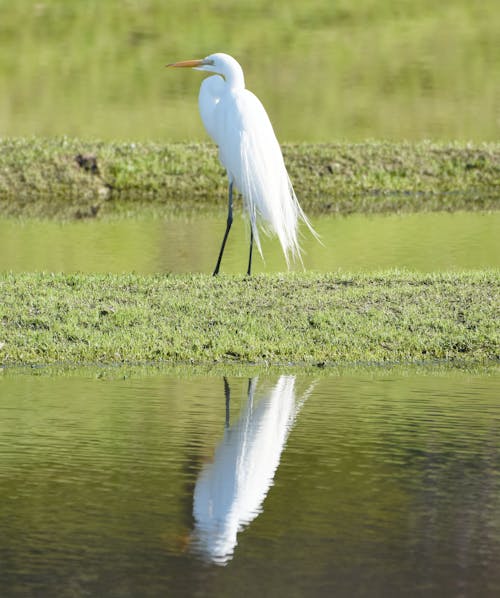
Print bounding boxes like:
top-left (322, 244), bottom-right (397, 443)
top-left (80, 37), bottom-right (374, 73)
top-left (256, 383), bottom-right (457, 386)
top-left (192, 375), bottom-right (309, 565)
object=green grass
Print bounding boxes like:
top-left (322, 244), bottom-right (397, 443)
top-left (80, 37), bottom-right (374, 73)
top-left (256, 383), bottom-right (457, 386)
top-left (0, 0), bottom-right (498, 142)
top-left (0, 138), bottom-right (498, 218)
top-left (1, 271), bottom-right (498, 367)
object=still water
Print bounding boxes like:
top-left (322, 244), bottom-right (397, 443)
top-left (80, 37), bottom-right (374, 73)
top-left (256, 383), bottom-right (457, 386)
top-left (0, 368), bottom-right (499, 596)
top-left (1, 211), bottom-right (499, 274)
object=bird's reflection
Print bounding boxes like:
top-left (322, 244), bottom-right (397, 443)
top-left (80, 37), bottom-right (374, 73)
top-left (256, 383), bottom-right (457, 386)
top-left (191, 375), bottom-right (308, 565)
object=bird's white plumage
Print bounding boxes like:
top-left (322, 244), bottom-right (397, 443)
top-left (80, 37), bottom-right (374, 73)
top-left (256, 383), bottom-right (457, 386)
top-left (195, 53), bottom-right (315, 265)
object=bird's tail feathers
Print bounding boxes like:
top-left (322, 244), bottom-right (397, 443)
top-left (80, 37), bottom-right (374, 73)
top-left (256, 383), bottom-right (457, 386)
top-left (239, 130), bottom-right (318, 267)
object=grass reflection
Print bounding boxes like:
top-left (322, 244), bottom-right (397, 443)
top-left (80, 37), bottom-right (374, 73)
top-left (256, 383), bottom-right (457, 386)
top-left (0, 212), bottom-right (498, 274)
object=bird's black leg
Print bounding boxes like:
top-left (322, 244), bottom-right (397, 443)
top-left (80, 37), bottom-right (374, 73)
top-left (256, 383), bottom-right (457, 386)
top-left (213, 182), bottom-right (233, 276)
top-left (223, 376), bottom-right (230, 429)
top-left (246, 226), bottom-right (254, 277)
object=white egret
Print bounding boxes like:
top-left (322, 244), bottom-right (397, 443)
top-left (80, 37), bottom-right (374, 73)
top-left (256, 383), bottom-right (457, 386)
top-left (168, 53), bottom-right (317, 276)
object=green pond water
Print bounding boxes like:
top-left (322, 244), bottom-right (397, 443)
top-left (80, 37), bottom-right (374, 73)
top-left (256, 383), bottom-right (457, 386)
top-left (0, 367), bottom-right (499, 596)
top-left (1, 211), bottom-right (499, 274)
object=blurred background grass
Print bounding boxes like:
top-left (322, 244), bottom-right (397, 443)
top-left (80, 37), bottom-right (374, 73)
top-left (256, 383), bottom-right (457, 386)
top-left (0, 0), bottom-right (498, 142)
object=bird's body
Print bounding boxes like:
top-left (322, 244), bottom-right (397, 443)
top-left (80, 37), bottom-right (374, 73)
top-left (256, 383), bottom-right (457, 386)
top-left (168, 53), bottom-right (316, 275)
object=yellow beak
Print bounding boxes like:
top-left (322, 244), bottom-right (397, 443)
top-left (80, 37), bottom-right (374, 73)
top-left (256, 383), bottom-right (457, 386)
top-left (166, 59), bottom-right (204, 68)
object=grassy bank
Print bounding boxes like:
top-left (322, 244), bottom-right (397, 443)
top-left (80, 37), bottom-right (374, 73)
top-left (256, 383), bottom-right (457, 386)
top-left (0, 138), bottom-right (498, 218)
top-left (1, 271), bottom-right (498, 367)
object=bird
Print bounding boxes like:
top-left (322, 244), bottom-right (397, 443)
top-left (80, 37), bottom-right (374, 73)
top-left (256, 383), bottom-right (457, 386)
top-left (167, 52), bottom-right (317, 276)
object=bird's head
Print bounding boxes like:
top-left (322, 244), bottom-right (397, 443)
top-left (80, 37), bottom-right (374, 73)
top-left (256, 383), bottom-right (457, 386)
top-left (167, 53), bottom-right (244, 87)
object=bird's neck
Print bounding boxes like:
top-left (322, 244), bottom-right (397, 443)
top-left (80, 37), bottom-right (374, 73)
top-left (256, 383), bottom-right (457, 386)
top-left (224, 64), bottom-right (245, 90)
